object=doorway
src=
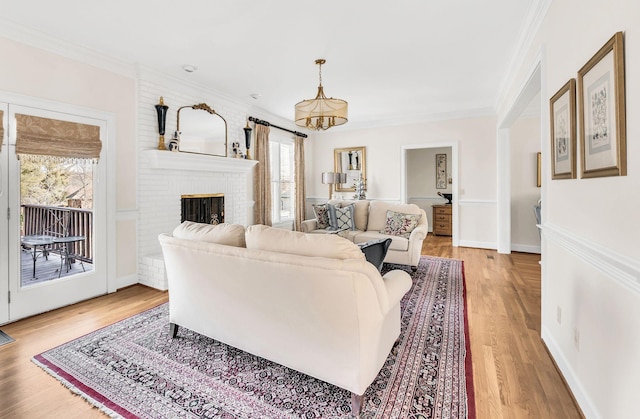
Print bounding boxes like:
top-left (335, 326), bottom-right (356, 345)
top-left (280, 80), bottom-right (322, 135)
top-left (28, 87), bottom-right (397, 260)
top-left (0, 97), bottom-right (115, 324)
top-left (401, 142), bottom-right (459, 247)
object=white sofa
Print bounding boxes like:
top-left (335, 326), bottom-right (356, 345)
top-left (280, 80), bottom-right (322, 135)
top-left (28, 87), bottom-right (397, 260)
top-left (158, 222), bottom-right (413, 415)
top-left (302, 200), bottom-right (428, 271)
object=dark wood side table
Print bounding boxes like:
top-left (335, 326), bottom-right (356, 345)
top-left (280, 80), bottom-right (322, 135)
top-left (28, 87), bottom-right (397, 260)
top-left (432, 205), bottom-right (452, 236)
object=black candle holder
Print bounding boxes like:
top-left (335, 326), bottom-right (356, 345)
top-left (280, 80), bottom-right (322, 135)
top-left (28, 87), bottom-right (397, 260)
top-left (243, 121), bottom-right (252, 159)
top-left (155, 96), bottom-right (169, 150)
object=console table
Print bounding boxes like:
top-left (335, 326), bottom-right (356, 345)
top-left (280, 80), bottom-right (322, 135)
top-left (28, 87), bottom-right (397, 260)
top-left (432, 205), bottom-right (452, 236)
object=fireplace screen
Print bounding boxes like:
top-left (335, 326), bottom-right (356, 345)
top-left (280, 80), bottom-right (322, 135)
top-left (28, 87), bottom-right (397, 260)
top-left (181, 194), bottom-right (224, 224)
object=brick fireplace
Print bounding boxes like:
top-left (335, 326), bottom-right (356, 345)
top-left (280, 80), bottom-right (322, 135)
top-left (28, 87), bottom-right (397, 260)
top-left (137, 150), bottom-right (256, 289)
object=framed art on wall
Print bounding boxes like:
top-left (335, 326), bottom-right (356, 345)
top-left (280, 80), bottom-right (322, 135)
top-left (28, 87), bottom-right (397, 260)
top-left (578, 31), bottom-right (626, 178)
top-left (436, 153), bottom-right (447, 189)
top-left (549, 79), bottom-right (577, 180)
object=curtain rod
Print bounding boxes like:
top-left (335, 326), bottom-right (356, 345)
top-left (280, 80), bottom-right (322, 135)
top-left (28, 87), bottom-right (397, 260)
top-left (248, 116), bottom-right (308, 138)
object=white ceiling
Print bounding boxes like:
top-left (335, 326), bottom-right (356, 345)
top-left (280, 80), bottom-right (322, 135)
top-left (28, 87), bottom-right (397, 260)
top-left (0, 0), bottom-right (539, 128)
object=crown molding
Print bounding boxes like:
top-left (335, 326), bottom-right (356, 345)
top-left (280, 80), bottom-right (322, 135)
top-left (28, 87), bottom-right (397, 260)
top-left (494, 0), bottom-right (552, 110)
top-left (0, 18), bottom-right (136, 79)
top-left (336, 106), bottom-right (496, 132)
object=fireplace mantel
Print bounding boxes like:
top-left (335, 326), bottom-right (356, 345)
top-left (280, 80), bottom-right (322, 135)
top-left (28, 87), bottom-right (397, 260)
top-left (145, 150), bottom-right (257, 173)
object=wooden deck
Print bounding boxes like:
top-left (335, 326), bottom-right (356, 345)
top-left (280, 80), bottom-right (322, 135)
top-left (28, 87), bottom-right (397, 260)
top-left (20, 247), bottom-right (94, 287)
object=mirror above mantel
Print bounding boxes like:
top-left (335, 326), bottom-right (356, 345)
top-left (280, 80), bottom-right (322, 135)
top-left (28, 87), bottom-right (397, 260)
top-left (176, 103), bottom-right (227, 157)
top-left (334, 146), bottom-right (366, 192)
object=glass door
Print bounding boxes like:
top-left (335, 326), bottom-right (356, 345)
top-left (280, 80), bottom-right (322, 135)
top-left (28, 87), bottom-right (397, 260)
top-left (6, 104), bottom-right (108, 321)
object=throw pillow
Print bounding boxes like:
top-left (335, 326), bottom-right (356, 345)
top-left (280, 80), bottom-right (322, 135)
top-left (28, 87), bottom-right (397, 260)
top-left (380, 210), bottom-right (421, 238)
top-left (173, 221), bottom-right (246, 247)
top-left (245, 225), bottom-right (364, 260)
top-left (312, 203), bottom-right (330, 229)
top-left (328, 203), bottom-right (355, 231)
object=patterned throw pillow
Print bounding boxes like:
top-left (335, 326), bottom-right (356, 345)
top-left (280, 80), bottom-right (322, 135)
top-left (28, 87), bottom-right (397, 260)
top-left (328, 203), bottom-right (355, 231)
top-left (380, 210), bottom-right (421, 238)
top-left (313, 204), bottom-right (330, 229)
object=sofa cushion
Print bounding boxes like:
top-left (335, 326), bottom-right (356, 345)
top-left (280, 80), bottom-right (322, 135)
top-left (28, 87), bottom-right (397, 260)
top-left (328, 200), bottom-right (369, 231)
top-left (380, 210), bottom-right (422, 238)
top-left (312, 203), bottom-right (331, 229)
top-left (246, 224), bottom-right (365, 260)
top-left (328, 203), bottom-right (355, 231)
top-left (353, 231), bottom-right (410, 251)
top-left (367, 201), bottom-right (422, 232)
top-left (173, 221), bottom-right (246, 247)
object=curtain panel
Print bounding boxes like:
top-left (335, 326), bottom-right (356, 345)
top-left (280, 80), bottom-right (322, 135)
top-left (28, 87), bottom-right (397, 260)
top-left (294, 136), bottom-right (306, 231)
top-left (15, 114), bottom-right (102, 162)
top-left (253, 124), bottom-right (272, 226)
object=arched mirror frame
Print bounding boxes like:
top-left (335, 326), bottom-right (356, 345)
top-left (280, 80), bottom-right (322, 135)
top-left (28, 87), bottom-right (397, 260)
top-left (176, 103), bottom-right (228, 157)
top-left (334, 146), bottom-right (366, 192)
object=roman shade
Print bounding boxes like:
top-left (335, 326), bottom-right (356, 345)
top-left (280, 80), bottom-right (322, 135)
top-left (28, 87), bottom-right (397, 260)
top-left (0, 110), bottom-right (4, 153)
top-left (15, 114), bottom-right (102, 162)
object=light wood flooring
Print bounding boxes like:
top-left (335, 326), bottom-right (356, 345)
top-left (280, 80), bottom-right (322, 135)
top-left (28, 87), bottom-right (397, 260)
top-left (0, 235), bottom-right (583, 418)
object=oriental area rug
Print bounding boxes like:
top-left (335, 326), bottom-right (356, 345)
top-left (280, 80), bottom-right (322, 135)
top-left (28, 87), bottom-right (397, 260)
top-left (33, 256), bottom-right (475, 419)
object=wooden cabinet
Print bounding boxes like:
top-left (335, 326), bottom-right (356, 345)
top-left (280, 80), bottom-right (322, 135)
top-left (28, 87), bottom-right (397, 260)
top-left (432, 205), bottom-right (452, 236)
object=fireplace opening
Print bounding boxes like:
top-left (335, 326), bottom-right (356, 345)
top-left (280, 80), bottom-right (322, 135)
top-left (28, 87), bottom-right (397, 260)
top-left (181, 194), bottom-right (224, 224)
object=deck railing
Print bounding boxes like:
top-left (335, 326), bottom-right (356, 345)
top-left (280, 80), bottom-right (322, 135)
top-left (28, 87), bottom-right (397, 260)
top-left (21, 204), bottom-right (93, 263)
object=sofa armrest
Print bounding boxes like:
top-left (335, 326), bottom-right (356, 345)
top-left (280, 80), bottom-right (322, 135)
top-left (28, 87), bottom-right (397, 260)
top-left (301, 219), bottom-right (318, 233)
top-left (381, 270), bottom-right (412, 313)
top-left (409, 224), bottom-right (428, 241)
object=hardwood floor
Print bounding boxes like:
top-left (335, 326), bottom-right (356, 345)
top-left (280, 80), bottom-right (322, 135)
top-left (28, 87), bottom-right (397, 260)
top-left (422, 234), bottom-right (583, 419)
top-left (0, 236), bottom-right (583, 418)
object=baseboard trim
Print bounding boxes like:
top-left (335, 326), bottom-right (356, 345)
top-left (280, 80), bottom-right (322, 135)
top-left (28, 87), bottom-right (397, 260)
top-left (511, 243), bottom-right (541, 254)
top-left (117, 274), bottom-right (138, 290)
top-left (457, 240), bottom-right (496, 250)
top-left (543, 224), bottom-right (640, 294)
top-left (541, 327), bottom-right (597, 419)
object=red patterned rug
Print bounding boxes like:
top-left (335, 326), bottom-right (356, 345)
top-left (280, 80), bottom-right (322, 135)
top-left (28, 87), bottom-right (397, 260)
top-left (33, 256), bottom-right (474, 418)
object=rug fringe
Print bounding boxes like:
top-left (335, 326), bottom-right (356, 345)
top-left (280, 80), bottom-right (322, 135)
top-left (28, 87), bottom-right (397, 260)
top-left (31, 357), bottom-right (123, 418)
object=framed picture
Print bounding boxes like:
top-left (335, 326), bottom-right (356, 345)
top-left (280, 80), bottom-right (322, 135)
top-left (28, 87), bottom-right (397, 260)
top-left (578, 31), bottom-right (626, 178)
top-left (435, 153), bottom-right (447, 189)
top-left (537, 152), bottom-right (542, 187)
top-left (549, 79), bottom-right (576, 179)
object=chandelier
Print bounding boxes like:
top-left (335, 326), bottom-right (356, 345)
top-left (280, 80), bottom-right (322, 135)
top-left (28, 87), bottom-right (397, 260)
top-left (295, 59), bottom-right (348, 130)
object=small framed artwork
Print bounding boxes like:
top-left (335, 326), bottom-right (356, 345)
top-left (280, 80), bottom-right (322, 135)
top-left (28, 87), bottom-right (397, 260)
top-left (578, 31), bottom-right (626, 178)
top-left (549, 79), bottom-right (577, 179)
top-left (537, 152), bottom-right (542, 187)
top-left (435, 154), bottom-right (447, 189)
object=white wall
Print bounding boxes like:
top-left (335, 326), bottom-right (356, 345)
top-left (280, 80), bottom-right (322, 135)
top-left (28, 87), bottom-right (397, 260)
top-left (497, 1), bottom-right (640, 417)
top-left (0, 37), bottom-right (138, 287)
top-left (306, 116), bottom-right (498, 248)
top-left (510, 116), bottom-right (541, 253)
top-left (406, 146), bottom-right (452, 231)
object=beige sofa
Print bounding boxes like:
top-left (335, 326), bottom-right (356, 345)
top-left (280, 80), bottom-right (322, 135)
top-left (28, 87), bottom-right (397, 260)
top-left (158, 222), bottom-right (412, 415)
top-left (301, 200), bottom-right (428, 271)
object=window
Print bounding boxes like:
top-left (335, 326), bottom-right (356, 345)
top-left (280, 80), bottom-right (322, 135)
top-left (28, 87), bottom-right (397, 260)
top-left (270, 137), bottom-right (295, 226)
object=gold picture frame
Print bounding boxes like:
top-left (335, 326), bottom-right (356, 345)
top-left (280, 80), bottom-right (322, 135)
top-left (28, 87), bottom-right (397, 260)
top-left (334, 146), bottom-right (366, 192)
top-left (549, 79), bottom-right (577, 180)
top-left (578, 31), bottom-right (627, 178)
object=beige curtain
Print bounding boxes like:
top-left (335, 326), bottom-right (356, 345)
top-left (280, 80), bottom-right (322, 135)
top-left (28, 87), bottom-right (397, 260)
top-left (294, 135), bottom-right (306, 231)
top-left (15, 114), bottom-right (102, 162)
top-left (253, 124), bottom-right (272, 226)
top-left (0, 110), bottom-right (4, 153)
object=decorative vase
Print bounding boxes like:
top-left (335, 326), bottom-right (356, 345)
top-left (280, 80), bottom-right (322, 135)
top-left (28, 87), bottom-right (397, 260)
top-left (243, 121), bottom-right (252, 160)
top-left (155, 97), bottom-right (169, 150)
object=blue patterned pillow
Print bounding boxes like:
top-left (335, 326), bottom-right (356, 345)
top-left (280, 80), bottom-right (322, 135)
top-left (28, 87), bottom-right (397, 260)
top-left (312, 204), bottom-right (330, 229)
top-left (380, 210), bottom-right (421, 238)
top-left (328, 203), bottom-right (355, 231)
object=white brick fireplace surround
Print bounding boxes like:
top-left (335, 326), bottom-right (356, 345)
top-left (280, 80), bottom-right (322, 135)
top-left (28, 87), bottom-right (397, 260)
top-left (138, 151), bottom-right (256, 289)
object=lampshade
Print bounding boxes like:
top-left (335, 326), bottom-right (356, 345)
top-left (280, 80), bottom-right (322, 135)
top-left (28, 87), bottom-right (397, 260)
top-left (321, 172), bottom-right (347, 184)
top-left (295, 59), bottom-right (348, 131)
